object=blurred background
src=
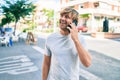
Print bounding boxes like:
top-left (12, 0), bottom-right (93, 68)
top-left (0, 0), bottom-right (120, 34)
top-left (0, 0), bottom-right (120, 80)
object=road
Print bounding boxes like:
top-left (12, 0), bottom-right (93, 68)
top-left (0, 34), bottom-right (120, 80)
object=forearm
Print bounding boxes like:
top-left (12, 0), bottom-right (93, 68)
top-left (42, 56), bottom-right (51, 80)
top-left (68, 22), bottom-right (91, 67)
top-left (42, 63), bottom-right (50, 80)
top-left (74, 39), bottom-right (91, 67)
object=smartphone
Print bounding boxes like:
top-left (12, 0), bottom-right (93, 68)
top-left (67, 20), bottom-right (78, 32)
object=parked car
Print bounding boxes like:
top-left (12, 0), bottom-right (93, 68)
top-left (77, 26), bottom-right (88, 32)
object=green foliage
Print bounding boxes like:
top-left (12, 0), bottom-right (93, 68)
top-left (22, 22), bottom-right (37, 32)
top-left (22, 28), bottom-right (28, 32)
top-left (80, 14), bottom-right (90, 18)
top-left (44, 28), bottom-right (54, 33)
top-left (1, 13), bottom-right (15, 26)
top-left (42, 8), bottom-right (54, 20)
top-left (0, 0), bottom-right (36, 26)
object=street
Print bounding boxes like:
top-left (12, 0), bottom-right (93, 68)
top-left (0, 34), bottom-right (120, 80)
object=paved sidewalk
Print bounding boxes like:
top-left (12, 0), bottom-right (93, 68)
top-left (84, 35), bottom-right (120, 60)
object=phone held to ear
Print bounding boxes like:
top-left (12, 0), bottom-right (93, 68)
top-left (67, 20), bottom-right (78, 32)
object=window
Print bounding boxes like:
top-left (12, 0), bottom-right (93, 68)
top-left (94, 2), bottom-right (99, 8)
top-left (79, 4), bottom-right (84, 8)
top-left (99, 2), bottom-right (112, 10)
top-left (114, 6), bottom-right (118, 11)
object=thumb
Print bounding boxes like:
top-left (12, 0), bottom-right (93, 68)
top-left (67, 27), bottom-right (71, 31)
top-left (67, 27), bottom-right (71, 32)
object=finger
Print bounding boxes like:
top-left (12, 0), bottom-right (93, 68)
top-left (69, 23), bottom-right (76, 29)
top-left (67, 27), bottom-right (71, 31)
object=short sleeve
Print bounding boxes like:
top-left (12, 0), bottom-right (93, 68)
top-left (44, 40), bottom-right (51, 56)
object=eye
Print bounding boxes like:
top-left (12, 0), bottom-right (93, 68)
top-left (65, 15), bottom-right (70, 19)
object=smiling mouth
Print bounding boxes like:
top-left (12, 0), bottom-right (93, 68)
top-left (60, 20), bottom-right (67, 24)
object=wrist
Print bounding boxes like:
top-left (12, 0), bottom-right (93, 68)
top-left (73, 38), bottom-right (79, 43)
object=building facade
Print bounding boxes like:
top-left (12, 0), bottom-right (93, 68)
top-left (60, 0), bottom-right (120, 33)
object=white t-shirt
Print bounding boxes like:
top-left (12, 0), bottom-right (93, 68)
top-left (45, 32), bottom-right (86, 80)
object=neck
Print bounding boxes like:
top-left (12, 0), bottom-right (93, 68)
top-left (60, 30), bottom-right (69, 36)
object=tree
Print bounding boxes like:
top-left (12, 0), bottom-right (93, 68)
top-left (1, 13), bottom-right (15, 26)
top-left (80, 14), bottom-right (89, 18)
top-left (42, 9), bottom-right (54, 20)
top-left (1, 0), bottom-right (36, 35)
top-left (42, 8), bottom-right (54, 27)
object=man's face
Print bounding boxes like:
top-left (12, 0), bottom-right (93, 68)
top-left (59, 14), bottom-right (72, 31)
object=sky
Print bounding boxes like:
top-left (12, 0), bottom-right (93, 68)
top-left (34, 0), bottom-right (60, 3)
top-left (0, 0), bottom-right (60, 15)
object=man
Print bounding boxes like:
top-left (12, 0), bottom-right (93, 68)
top-left (103, 17), bottom-right (109, 32)
top-left (42, 7), bottom-right (91, 80)
top-left (1, 31), bottom-right (10, 46)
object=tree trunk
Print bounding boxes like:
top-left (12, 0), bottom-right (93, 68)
top-left (13, 21), bottom-right (17, 35)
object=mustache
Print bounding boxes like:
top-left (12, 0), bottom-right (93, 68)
top-left (59, 20), bottom-right (67, 24)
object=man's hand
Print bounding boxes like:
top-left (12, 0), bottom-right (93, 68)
top-left (67, 23), bottom-right (79, 42)
top-left (67, 23), bottom-right (92, 67)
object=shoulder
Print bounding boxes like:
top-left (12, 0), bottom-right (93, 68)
top-left (46, 32), bottom-right (58, 43)
top-left (47, 32), bottom-right (58, 39)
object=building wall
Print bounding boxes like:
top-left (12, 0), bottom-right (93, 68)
top-left (60, 0), bottom-right (120, 33)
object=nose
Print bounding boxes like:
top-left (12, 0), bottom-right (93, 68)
top-left (60, 16), bottom-right (66, 20)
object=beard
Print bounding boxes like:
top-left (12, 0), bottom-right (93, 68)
top-left (62, 27), bottom-right (69, 31)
